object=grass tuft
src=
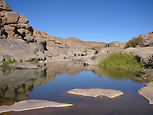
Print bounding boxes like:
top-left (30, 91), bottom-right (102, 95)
top-left (3, 59), bottom-right (15, 67)
top-left (32, 59), bottom-right (41, 67)
top-left (99, 52), bottom-right (143, 71)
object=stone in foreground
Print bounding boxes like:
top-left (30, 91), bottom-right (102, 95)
top-left (67, 88), bottom-right (124, 98)
top-left (138, 82), bottom-right (153, 104)
top-left (0, 100), bottom-right (73, 114)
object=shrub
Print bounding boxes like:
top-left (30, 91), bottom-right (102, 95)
top-left (99, 52), bottom-right (143, 71)
top-left (32, 59), bottom-right (40, 67)
top-left (19, 59), bottom-right (23, 62)
top-left (125, 37), bottom-right (144, 48)
top-left (3, 59), bottom-right (15, 67)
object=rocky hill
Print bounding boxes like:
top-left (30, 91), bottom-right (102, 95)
top-left (138, 32), bottom-right (153, 47)
top-left (0, 0), bottom-right (152, 69)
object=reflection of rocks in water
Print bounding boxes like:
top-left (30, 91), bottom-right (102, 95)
top-left (0, 68), bottom-right (47, 106)
top-left (0, 62), bottom-right (92, 106)
top-left (46, 62), bottom-right (93, 77)
top-left (0, 62), bottom-right (151, 106)
top-left (91, 67), bottom-right (153, 83)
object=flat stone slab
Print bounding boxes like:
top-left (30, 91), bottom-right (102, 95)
top-left (9, 62), bottom-right (39, 69)
top-left (0, 100), bottom-right (73, 114)
top-left (67, 88), bottom-right (124, 98)
top-left (138, 82), bottom-right (153, 104)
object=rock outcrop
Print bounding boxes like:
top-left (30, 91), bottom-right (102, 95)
top-left (0, 0), bottom-right (12, 11)
top-left (107, 41), bottom-right (126, 48)
top-left (138, 32), bottom-right (153, 47)
top-left (0, 0), bottom-right (33, 39)
top-left (138, 82), bottom-right (153, 104)
top-left (126, 47), bottom-right (153, 68)
top-left (67, 88), bottom-right (124, 98)
top-left (0, 100), bottom-right (73, 113)
top-left (0, 0), bottom-right (49, 64)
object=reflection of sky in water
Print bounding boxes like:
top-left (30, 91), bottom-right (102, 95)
top-left (29, 71), bottom-right (145, 100)
top-left (0, 66), bottom-right (153, 115)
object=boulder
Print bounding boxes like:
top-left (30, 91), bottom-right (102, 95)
top-left (17, 24), bottom-right (33, 31)
top-left (36, 51), bottom-right (46, 61)
top-left (35, 38), bottom-right (47, 51)
top-left (0, 100), bottom-right (73, 113)
top-left (108, 41), bottom-right (126, 48)
top-left (17, 29), bottom-right (26, 36)
top-left (126, 47), bottom-right (153, 68)
top-left (138, 82), bottom-right (153, 104)
top-left (4, 25), bottom-right (16, 38)
top-left (0, 0), bottom-right (12, 11)
top-left (24, 36), bottom-right (36, 43)
top-left (5, 12), bottom-right (19, 24)
top-left (18, 16), bottom-right (29, 24)
top-left (67, 88), bottom-right (124, 98)
top-left (33, 30), bottom-right (48, 39)
top-left (0, 39), bottom-right (37, 61)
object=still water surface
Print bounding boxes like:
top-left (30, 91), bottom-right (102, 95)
top-left (0, 62), bottom-right (153, 115)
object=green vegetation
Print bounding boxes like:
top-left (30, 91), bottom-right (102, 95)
top-left (105, 44), bottom-right (109, 47)
top-left (19, 59), bottom-right (23, 62)
top-left (2, 58), bottom-right (15, 71)
top-left (100, 67), bottom-right (137, 79)
top-left (99, 52), bottom-right (143, 71)
top-left (32, 59), bottom-right (40, 67)
top-left (125, 37), bottom-right (144, 48)
top-left (2, 59), bottom-right (15, 67)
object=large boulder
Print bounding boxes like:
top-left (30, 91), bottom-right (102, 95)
top-left (17, 28), bottom-right (26, 36)
top-left (18, 16), bottom-right (29, 24)
top-left (3, 25), bottom-right (16, 38)
top-left (0, 0), bottom-right (12, 11)
top-left (108, 41), bottom-right (126, 48)
top-left (5, 11), bottom-right (19, 24)
top-left (126, 47), bottom-right (153, 68)
top-left (138, 82), bottom-right (153, 104)
top-left (33, 30), bottom-right (48, 39)
top-left (17, 24), bottom-right (34, 36)
top-left (0, 39), bottom-right (37, 61)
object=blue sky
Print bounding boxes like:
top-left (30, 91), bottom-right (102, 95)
top-left (6, 0), bottom-right (153, 43)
